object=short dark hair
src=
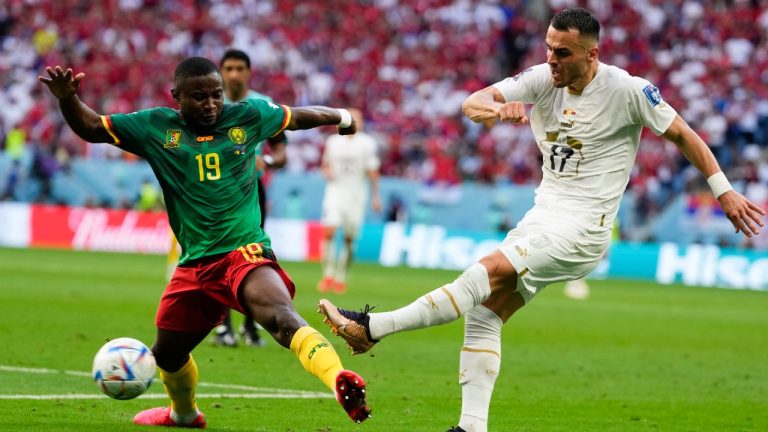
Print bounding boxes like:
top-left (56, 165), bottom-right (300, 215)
top-left (174, 57), bottom-right (219, 88)
top-left (220, 49), bottom-right (251, 69)
top-left (551, 8), bottom-right (600, 42)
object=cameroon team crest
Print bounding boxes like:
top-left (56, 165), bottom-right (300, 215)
top-left (228, 127), bottom-right (246, 144)
top-left (165, 130), bottom-right (182, 149)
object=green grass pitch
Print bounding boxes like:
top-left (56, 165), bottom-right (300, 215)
top-left (0, 247), bottom-right (766, 431)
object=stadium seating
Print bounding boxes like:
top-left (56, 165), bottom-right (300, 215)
top-left (0, 1), bottom-right (766, 244)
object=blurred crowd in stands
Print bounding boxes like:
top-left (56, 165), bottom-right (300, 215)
top-left (1, 0), bottom-right (767, 237)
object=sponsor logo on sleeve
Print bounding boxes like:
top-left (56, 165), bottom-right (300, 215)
top-left (512, 67), bottom-right (534, 81)
top-left (643, 84), bottom-right (662, 107)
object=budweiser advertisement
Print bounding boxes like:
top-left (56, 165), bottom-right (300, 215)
top-left (0, 203), bottom-right (318, 258)
top-left (29, 204), bottom-right (172, 253)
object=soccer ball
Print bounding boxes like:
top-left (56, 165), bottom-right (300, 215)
top-left (92, 337), bottom-right (156, 400)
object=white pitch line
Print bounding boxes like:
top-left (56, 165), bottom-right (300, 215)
top-left (0, 365), bottom-right (331, 400)
top-left (0, 393), bottom-right (329, 400)
top-left (0, 365), bottom-right (90, 378)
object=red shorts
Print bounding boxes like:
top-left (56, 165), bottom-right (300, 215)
top-left (157, 245), bottom-right (295, 333)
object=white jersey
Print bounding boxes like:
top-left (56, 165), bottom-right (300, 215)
top-left (322, 132), bottom-right (380, 204)
top-left (493, 63), bottom-right (677, 227)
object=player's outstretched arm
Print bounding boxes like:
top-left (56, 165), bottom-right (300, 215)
top-left (462, 86), bottom-right (529, 125)
top-left (663, 115), bottom-right (766, 237)
top-left (38, 66), bottom-right (113, 143)
top-left (287, 106), bottom-right (357, 135)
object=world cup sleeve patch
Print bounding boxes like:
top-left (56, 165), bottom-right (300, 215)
top-left (643, 84), bottom-right (662, 107)
top-left (511, 67), bottom-right (533, 81)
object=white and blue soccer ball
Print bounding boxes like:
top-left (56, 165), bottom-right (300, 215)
top-left (92, 337), bottom-right (156, 400)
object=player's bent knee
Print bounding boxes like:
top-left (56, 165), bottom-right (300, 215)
top-left (479, 250), bottom-right (519, 292)
top-left (482, 290), bottom-right (526, 323)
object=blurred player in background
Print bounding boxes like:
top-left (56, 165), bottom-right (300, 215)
top-left (317, 108), bottom-right (381, 294)
top-left (208, 48), bottom-right (288, 348)
top-left (40, 57), bottom-right (371, 428)
top-left (318, 8), bottom-right (764, 432)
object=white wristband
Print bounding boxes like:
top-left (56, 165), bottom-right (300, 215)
top-left (337, 108), bottom-right (352, 128)
top-left (262, 154), bottom-right (274, 167)
top-left (707, 172), bottom-right (733, 198)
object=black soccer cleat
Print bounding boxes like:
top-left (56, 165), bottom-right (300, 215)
top-left (211, 325), bottom-right (237, 347)
top-left (446, 427), bottom-right (466, 432)
top-left (240, 324), bottom-right (266, 347)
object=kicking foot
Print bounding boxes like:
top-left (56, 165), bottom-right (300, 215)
top-left (134, 407), bottom-right (207, 428)
top-left (335, 370), bottom-right (371, 423)
top-left (317, 299), bottom-right (378, 355)
top-left (446, 427), bottom-right (467, 432)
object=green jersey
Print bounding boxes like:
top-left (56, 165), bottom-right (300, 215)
top-left (103, 98), bottom-right (290, 263)
top-left (225, 90), bottom-right (277, 179)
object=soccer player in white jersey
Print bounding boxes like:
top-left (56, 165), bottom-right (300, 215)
top-left (318, 8), bottom-right (765, 432)
top-left (317, 108), bottom-right (381, 294)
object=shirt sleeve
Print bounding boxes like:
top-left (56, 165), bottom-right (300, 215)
top-left (102, 109), bottom-right (156, 157)
top-left (243, 98), bottom-right (290, 140)
top-left (629, 77), bottom-right (677, 136)
top-left (492, 63), bottom-right (551, 104)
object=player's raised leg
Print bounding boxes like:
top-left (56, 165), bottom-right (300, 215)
top-left (243, 265), bottom-right (371, 423)
top-left (319, 250), bottom-right (517, 354)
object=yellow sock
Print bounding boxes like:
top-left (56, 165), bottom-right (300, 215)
top-left (290, 326), bottom-right (344, 391)
top-left (159, 355), bottom-right (198, 416)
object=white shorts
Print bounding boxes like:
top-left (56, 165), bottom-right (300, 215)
top-left (322, 196), bottom-right (365, 236)
top-left (498, 207), bottom-right (611, 303)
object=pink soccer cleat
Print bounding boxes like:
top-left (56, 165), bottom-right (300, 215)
top-left (335, 370), bottom-right (372, 423)
top-left (333, 280), bottom-right (347, 294)
top-left (317, 276), bottom-right (335, 293)
top-left (133, 407), bottom-right (207, 428)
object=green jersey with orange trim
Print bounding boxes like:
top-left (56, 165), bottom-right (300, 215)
top-left (102, 98), bottom-right (290, 264)
top-left (225, 90), bottom-right (279, 179)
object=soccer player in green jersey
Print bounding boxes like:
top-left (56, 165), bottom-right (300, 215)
top-left (208, 48), bottom-right (288, 348)
top-left (39, 57), bottom-right (370, 427)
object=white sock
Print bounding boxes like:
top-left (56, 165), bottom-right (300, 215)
top-left (369, 263), bottom-right (491, 340)
top-left (322, 238), bottom-right (336, 278)
top-left (458, 305), bottom-right (502, 432)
